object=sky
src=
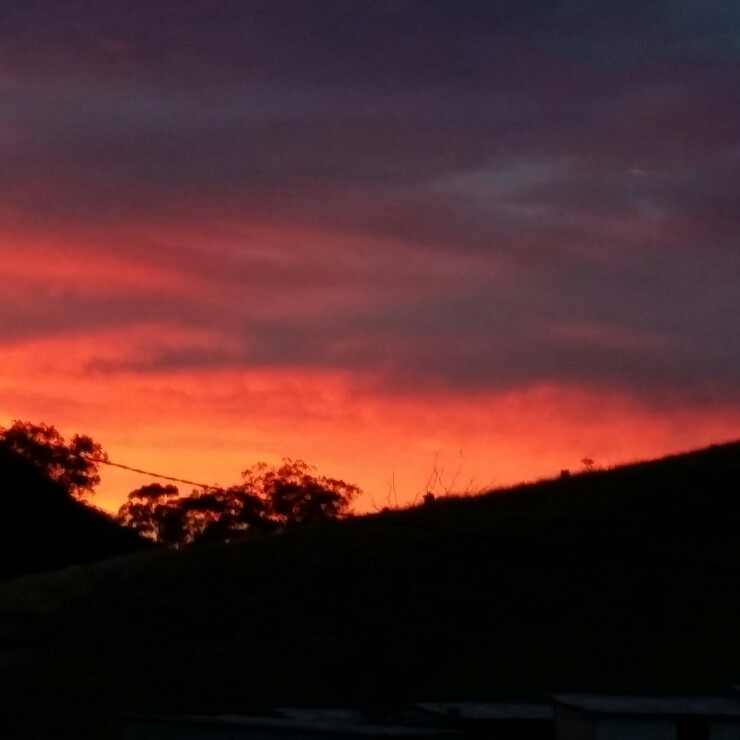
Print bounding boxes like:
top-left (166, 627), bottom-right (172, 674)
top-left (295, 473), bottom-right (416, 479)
top-left (1, 0), bottom-right (739, 513)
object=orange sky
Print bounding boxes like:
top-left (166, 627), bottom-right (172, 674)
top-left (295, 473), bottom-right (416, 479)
top-left (2, 2), bottom-right (739, 514)
top-left (1, 224), bottom-right (737, 514)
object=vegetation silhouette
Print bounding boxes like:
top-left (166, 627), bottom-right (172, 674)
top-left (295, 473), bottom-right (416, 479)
top-left (0, 419), bottom-right (106, 500)
top-left (0, 445), bottom-right (148, 581)
top-left (0, 419), bottom-right (361, 554)
top-left (116, 458), bottom-right (361, 547)
top-left (5, 419), bottom-right (740, 737)
top-left (3, 440), bottom-right (740, 739)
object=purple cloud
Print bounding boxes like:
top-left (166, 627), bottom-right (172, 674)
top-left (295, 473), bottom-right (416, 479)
top-left (0, 0), bottom-right (738, 407)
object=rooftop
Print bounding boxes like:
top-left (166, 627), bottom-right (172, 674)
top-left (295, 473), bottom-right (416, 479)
top-left (127, 713), bottom-right (461, 737)
top-left (553, 695), bottom-right (740, 717)
top-left (415, 702), bottom-right (553, 721)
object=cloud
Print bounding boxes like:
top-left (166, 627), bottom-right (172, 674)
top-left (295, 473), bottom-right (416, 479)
top-left (0, 0), bottom-right (737, 415)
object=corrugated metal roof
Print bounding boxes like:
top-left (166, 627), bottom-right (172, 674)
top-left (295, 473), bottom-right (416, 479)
top-left (415, 702), bottom-right (554, 720)
top-left (553, 695), bottom-right (740, 717)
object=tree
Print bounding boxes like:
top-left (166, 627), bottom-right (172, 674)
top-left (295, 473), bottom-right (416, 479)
top-left (179, 485), bottom-right (276, 544)
top-left (117, 482), bottom-right (274, 546)
top-left (242, 458), bottom-right (360, 527)
top-left (116, 483), bottom-right (183, 546)
top-left (116, 459), bottom-right (361, 548)
top-left (0, 420), bottom-right (107, 500)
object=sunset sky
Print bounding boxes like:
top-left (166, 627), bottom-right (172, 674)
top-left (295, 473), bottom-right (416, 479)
top-left (1, 1), bottom-right (739, 513)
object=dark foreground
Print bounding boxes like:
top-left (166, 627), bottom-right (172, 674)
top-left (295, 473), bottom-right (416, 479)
top-left (2, 441), bottom-right (740, 738)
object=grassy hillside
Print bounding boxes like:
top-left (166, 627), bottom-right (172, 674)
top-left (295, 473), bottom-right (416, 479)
top-left (0, 447), bottom-right (150, 581)
top-left (2, 441), bottom-right (740, 738)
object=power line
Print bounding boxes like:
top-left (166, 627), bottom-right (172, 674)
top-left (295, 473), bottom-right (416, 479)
top-left (91, 457), bottom-right (215, 490)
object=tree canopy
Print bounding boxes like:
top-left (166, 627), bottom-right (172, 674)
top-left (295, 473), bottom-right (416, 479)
top-left (116, 459), bottom-right (361, 548)
top-left (0, 420), bottom-right (107, 500)
top-left (0, 419), bottom-right (361, 548)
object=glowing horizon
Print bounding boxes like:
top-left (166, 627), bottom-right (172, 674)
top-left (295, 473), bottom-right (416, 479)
top-left (1, 2), bottom-right (738, 514)
top-left (2, 355), bottom-right (738, 514)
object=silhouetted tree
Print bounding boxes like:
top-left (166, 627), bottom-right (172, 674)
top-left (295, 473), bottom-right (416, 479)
top-left (117, 459), bottom-right (360, 547)
top-left (581, 457), bottom-right (596, 472)
top-left (0, 420), bottom-right (107, 500)
top-left (180, 485), bottom-right (275, 544)
top-left (117, 483), bottom-right (184, 546)
top-left (243, 458), bottom-right (360, 527)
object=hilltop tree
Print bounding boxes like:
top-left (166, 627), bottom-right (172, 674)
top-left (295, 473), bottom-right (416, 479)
top-left (0, 420), bottom-right (107, 500)
top-left (117, 482), bottom-right (276, 546)
top-left (242, 458), bottom-right (360, 527)
top-left (117, 459), bottom-right (361, 547)
top-left (116, 483), bottom-right (184, 546)
top-left (179, 485), bottom-right (276, 544)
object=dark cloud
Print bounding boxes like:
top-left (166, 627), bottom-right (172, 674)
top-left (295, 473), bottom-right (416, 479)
top-left (1, 0), bottom-right (738, 405)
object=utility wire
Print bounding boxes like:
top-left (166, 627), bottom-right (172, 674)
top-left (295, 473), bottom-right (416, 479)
top-left (90, 457), bottom-right (215, 490)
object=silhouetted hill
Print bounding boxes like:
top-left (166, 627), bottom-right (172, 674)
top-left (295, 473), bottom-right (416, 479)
top-left (2, 440), bottom-right (740, 738)
top-left (0, 447), bottom-right (150, 581)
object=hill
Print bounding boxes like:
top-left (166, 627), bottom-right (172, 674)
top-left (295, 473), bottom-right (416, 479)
top-left (2, 440), bottom-right (740, 738)
top-left (0, 447), bottom-right (150, 581)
